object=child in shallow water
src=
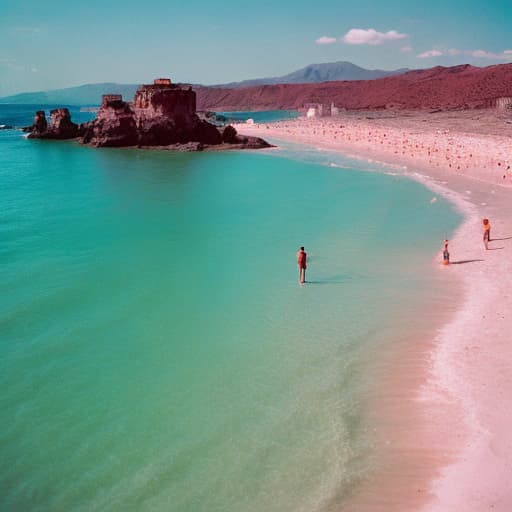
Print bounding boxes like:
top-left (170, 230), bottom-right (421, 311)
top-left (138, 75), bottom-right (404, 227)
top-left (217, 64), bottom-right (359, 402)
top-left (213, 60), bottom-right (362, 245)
top-left (483, 218), bottom-right (491, 249)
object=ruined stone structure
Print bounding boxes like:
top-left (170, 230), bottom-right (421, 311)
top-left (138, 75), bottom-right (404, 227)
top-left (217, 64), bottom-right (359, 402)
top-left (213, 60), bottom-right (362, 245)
top-left (132, 81), bottom-right (195, 119)
top-left (101, 94), bottom-right (123, 108)
top-left (76, 78), bottom-right (216, 147)
top-left (27, 78), bottom-right (270, 151)
top-left (154, 78), bottom-right (172, 86)
top-left (302, 102), bottom-right (334, 117)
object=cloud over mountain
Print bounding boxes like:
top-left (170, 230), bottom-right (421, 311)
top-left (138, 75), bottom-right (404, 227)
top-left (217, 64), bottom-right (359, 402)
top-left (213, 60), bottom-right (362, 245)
top-left (418, 47), bottom-right (512, 60)
top-left (418, 50), bottom-right (443, 58)
top-left (342, 28), bottom-right (407, 46)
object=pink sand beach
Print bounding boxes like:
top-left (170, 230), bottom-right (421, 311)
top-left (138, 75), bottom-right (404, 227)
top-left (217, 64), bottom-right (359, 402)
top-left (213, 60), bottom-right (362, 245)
top-left (238, 110), bottom-right (512, 511)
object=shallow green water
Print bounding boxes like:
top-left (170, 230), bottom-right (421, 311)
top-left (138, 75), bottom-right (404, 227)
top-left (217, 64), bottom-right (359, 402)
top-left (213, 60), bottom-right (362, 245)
top-left (0, 122), bottom-right (460, 511)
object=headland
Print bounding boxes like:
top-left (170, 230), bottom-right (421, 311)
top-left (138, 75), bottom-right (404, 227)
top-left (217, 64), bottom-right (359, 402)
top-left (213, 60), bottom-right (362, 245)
top-left (25, 78), bottom-right (271, 151)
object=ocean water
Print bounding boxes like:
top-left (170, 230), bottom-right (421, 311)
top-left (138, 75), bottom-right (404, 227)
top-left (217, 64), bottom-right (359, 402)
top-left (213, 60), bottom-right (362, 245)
top-left (217, 110), bottom-right (299, 124)
top-left (0, 107), bottom-right (461, 511)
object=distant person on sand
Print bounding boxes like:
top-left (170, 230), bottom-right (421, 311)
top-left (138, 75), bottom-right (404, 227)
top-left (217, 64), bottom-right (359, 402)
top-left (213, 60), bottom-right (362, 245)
top-left (297, 246), bottom-right (307, 284)
top-left (483, 218), bottom-right (491, 249)
top-left (443, 239), bottom-right (450, 265)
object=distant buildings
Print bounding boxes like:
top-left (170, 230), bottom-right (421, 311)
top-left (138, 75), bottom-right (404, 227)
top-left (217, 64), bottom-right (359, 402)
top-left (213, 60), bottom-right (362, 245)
top-left (101, 94), bottom-right (123, 108)
top-left (301, 102), bottom-right (339, 118)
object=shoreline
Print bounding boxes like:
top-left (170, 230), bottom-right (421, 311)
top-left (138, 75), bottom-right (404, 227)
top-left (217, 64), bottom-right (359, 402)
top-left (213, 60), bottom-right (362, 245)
top-left (236, 112), bottom-right (512, 511)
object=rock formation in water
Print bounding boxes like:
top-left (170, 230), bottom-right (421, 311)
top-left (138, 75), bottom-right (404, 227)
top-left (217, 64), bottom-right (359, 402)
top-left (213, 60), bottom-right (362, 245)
top-left (27, 79), bottom-right (271, 151)
top-left (26, 108), bottom-right (80, 139)
top-left (26, 110), bottom-right (47, 135)
top-left (80, 95), bottom-right (138, 147)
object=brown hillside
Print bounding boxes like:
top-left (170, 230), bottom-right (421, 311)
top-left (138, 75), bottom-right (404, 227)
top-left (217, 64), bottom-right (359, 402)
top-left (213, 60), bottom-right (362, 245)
top-left (195, 63), bottom-right (512, 111)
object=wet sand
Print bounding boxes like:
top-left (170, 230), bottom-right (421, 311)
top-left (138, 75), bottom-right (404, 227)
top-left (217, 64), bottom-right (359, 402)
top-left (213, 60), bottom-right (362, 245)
top-left (237, 110), bottom-right (512, 511)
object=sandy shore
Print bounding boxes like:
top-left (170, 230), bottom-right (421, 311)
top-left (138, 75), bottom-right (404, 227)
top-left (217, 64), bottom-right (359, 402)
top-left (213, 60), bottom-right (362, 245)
top-left (237, 111), bottom-right (512, 511)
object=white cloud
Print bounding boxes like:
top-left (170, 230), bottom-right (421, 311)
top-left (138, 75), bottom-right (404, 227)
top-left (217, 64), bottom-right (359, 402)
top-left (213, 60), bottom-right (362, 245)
top-left (417, 47), bottom-right (511, 60)
top-left (342, 28), bottom-right (408, 46)
top-left (31, 67), bottom-right (39, 73)
top-left (401, 45), bottom-right (413, 53)
top-left (462, 49), bottom-right (510, 60)
top-left (316, 36), bottom-right (337, 45)
top-left (471, 49), bottom-right (494, 58)
top-left (417, 50), bottom-right (443, 58)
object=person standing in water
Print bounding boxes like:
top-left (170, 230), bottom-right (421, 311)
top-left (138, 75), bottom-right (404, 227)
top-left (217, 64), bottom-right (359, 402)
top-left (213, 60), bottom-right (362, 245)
top-left (483, 218), bottom-right (491, 249)
top-left (297, 246), bottom-right (307, 284)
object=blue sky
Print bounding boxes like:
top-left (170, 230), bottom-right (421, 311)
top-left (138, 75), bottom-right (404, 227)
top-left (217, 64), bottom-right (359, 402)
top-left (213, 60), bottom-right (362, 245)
top-left (1, 0), bottom-right (511, 95)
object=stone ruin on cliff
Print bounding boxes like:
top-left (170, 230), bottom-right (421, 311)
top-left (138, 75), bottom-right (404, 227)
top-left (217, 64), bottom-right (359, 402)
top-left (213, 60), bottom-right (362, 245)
top-left (82, 78), bottom-right (222, 147)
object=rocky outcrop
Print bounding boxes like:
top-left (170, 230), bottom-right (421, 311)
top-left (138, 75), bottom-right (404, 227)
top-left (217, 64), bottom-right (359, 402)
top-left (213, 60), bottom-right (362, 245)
top-left (48, 108), bottom-right (79, 138)
top-left (27, 108), bottom-right (79, 139)
top-left (27, 79), bottom-right (271, 151)
top-left (83, 84), bottom-right (224, 147)
top-left (222, 125), bottom-right (238, 143)
top-left (81, 99), bottom-right (138, 147)
top-left (25, 110), bottom-right (47, 134)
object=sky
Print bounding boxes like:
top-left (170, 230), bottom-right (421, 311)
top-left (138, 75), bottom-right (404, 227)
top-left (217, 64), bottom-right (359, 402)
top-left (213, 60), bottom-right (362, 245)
top-left (1, 0), bottom-right (511, 96)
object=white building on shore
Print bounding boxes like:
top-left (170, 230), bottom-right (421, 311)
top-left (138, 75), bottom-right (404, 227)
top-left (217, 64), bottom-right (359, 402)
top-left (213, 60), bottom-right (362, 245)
top-left (302, 102), bottom-right (339, 117)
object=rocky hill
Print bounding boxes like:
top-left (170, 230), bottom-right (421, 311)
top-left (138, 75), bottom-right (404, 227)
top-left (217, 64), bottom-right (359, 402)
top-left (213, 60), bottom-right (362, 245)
top-left (195, 64), bottom-right (512, 111)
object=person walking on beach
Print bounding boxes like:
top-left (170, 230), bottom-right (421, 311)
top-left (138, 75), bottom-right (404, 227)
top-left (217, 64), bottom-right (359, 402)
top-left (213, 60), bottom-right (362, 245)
top-left (297, 246), bottom-right (307, 284)
top-left (483, 218), bottom-right (491, 249)
top-left (443, 239), bottom-right (450, 265)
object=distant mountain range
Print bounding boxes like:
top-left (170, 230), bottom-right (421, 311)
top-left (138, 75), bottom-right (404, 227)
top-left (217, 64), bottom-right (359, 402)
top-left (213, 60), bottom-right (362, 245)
top-left (211, 61), bottom-right (410, 88)
top-left (0, 62), bottom-right (409, 105)
top-left (196, 63), bottom-right (512, 111)
top-left (4, 62), bottom-right (507, 113)
top-left (0, 83), bottom-right (140, 106)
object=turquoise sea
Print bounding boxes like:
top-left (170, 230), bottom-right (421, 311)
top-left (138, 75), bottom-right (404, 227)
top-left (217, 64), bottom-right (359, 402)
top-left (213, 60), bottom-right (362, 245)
top-left (217, 110), bottom-right (299, 124)
top-left (0, 107), bottom-right (461, 511)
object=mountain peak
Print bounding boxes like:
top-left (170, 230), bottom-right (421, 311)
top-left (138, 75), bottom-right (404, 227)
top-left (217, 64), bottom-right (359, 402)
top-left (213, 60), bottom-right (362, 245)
top-left (214, 62), bottom-right (409, 89)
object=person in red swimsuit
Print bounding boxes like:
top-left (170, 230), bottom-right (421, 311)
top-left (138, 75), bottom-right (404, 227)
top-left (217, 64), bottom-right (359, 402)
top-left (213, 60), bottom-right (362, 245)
top-left (297, 246), bottom-right (307, 284)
